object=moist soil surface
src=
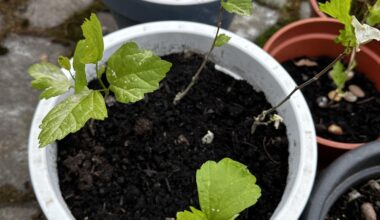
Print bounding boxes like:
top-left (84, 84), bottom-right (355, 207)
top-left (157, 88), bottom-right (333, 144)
top-left (326, 178), bottom-right (380, 220)
top-left (282, 57), bottom-right (380, 143)
top-left (57, 53), bottom-right (289, 220)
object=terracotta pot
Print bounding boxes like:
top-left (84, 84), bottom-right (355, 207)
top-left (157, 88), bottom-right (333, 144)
top-left (309, 0), bottom-right (327, 18)
top-left (264, 18), bottom-right (380, 158)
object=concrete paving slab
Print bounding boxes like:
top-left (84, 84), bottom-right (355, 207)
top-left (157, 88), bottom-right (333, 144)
top-left (23, 0), bottom-right (93, 28)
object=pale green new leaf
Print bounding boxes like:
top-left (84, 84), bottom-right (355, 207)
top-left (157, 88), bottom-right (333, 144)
top-left (221, 0), bottom-right (252, 16)
top-left (73, 40), bottom-right (88, 93)
top-left (106, 42), bottom-right (172, 104)
top-left (197, 158), bottom-right (261, 220)
top-left (352, 16), bottom-right (380, 45)
top-left (215, 34), bottom-right (231, 47)
top-left (319, 0), bottom-right (356, 47)
top-left (80, 13), bottom-right (104, 64)
top-left (177, 207), bottom-right (208, 220)
top-left (38, 90), bottom-right (107, 147)
top-left (330, 61), bottom-right (347, 93)
top-left (58, 56), bottom-right (71, 71)
top-left (28, 63), bottom-right (72, 99)
top-left (366, 0), bottom-right (380, 26)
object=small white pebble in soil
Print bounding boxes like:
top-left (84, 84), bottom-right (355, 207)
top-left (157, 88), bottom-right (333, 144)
top-left (328, 124), bottom-right (344, 136)
top-left (361, 202), bottom-right (377, 220)
top-left (349, 84), bottom-right (366, 98)
top-left (316, 96), bottom-right (329, 108)
top-left (328, 90), bottom-right (342, 102)
top-left (348, 189), bottom-right (362, 202)
top-left (202, 130), bottom-right (214, 145)
top-left (343, 91), bottom-right (358, 103)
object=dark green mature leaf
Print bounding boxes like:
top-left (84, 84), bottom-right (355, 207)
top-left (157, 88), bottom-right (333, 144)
top-left (215, 34), bottom-right (231, 47)
top-left (80, 13), bottom-right (104, 64)
top-left (73, 40), bottom-right (88, 93)
top-left (330, 61), bottom-right (347, 93)
top-left (320, 0), bottom-right (356, 47)
top-left (221, 0), bottom-right (252, 16)
top-left (177, 207), bottom-right (207, 220)
top-left (38, 90), bottom-right (107, 147)
top-left (28, 63), bottom-right (72, 99)
top-left (197, 158), bottom-right (261, 220)
top-left (367, 0), bottom-right (380, 26)
top-left (58, 56), bottom-right (71, 71)
top-left (106, 42), bottom-right (172, 103)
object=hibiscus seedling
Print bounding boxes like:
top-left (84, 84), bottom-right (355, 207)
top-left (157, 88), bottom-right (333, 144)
top-left (29, 14), bottom-right (172, 147)
top-left (320, 0), bottom-right (380, 99)
top-left (173, 0), bottom-right (253, 104)
top-left (176, 158), bottom-right (261, 220)
top-left (252, 0), bottom-right (380, 133)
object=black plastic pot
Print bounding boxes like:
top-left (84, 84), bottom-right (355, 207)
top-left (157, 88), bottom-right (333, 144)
top-left (301, 141), bottom-right (380, 220)
top-left (102, 0), bottom-right (235, 28)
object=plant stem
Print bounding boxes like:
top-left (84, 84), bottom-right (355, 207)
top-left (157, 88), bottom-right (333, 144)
top-left (251, 53), bottom-right (346, 134)
top-left (173, 5), bottom-right (224, 105)
top-left (68, 70), bottom-right (75, 81)
top-left (96, 63), bottom-right (109, 95)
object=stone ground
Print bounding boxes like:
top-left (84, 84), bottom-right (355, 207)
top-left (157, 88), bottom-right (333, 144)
top-left (0, 0), bottom-right (311, 219)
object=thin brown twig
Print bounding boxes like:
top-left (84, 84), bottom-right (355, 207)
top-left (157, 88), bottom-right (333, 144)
top-left (251, 52), bottom-right (346, 134)
top-left (173, 4), bottom-right (224, 105)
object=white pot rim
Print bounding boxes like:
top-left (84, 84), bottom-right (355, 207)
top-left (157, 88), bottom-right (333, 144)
top-left (29, 21), bottom-right (317, 220)
top-left (137, 0), bottom-right (216, 5)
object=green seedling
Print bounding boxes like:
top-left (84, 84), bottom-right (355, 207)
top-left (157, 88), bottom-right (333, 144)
top-left (252, 0), bottom-right (380, 133)
top-left (29, 14), bottom-right (172, 147)
top-left (173, 0), bottom-right (253, 104)
top-left (320, 0), bottom-right (380, 95)
top-left (177, 158), bottom-right (261, 220)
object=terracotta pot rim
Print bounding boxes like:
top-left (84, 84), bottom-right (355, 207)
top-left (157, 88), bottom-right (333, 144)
top-left (269, 33), bottom-right (338, 58)
top-left (263, 17), bottom-right (339, 52)
top-left (309, 0), bottom-right (328, 18)
top-left (317, 136), bottom-right (364, 150)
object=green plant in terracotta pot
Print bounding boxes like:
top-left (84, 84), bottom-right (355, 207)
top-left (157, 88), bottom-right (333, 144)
top-left (261, 0), bottom-right (380, 159)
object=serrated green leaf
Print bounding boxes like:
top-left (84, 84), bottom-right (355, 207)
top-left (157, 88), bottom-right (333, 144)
top-left (221, 0), bottom-right (252, 16)
top-left (106, 42), bottom-right (172, 104)
top-left (38, 90), bottom-right (107, 147)
top-left (197, 158), bottom-right (261, 220)
top-left (80, 13), bottom-right (104, 64)
top-left (215, 34), bottom-right (231, 47)
top-left (73, 40), bottom-right (88, 93)
top-left (28, 63), bottom-right (72, 99)
top-left (177, 207), bottom-right (208, 220)
top-left (320, 0), bottom-right (356, 47)
top-left (367, 0), bottom-right (380, 26)
top-left (58, 56), bottom-right (71, 71)
top-left (352, 16), bottom-right (380, 45)
top-left (330, 61), bottom-right (347, 93)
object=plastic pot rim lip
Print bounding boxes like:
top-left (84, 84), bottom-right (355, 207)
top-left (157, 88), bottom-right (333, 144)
top-left (320, 166), bottom-right (380, 217)
top-left (263, 17), bottom-right (340, 52)
top-left (28, 21), bottom-right (317, 220)
top-left (309, 0), bottom-right (328, 18)
top-left (108, 0), bottom-right (217, 6)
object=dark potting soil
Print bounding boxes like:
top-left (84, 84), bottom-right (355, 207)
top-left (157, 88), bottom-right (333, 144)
top-left (57, 53), bottom-right (289, 220)
top-left (326, 178), bottom-right (380, 220)
top-left (282, 57), bottom-right (380, 143)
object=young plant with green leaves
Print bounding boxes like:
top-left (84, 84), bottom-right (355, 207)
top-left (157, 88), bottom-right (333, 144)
top-left (29, 14), bottom-right (172, 147)
top-left (320, 0), bottom-right (380, 96)
top-left (176, 158), bottom-right (261, 220)
top-left (173, 0), bottom-right (253, 104)
top-left (252, 0), bottom-right (380, 133)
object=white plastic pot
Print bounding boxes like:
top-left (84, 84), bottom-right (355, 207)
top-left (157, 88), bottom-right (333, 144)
top-left (102, 0), bottom-right (234, 28)
top-left (29, 21), bottom-right (317, 220)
